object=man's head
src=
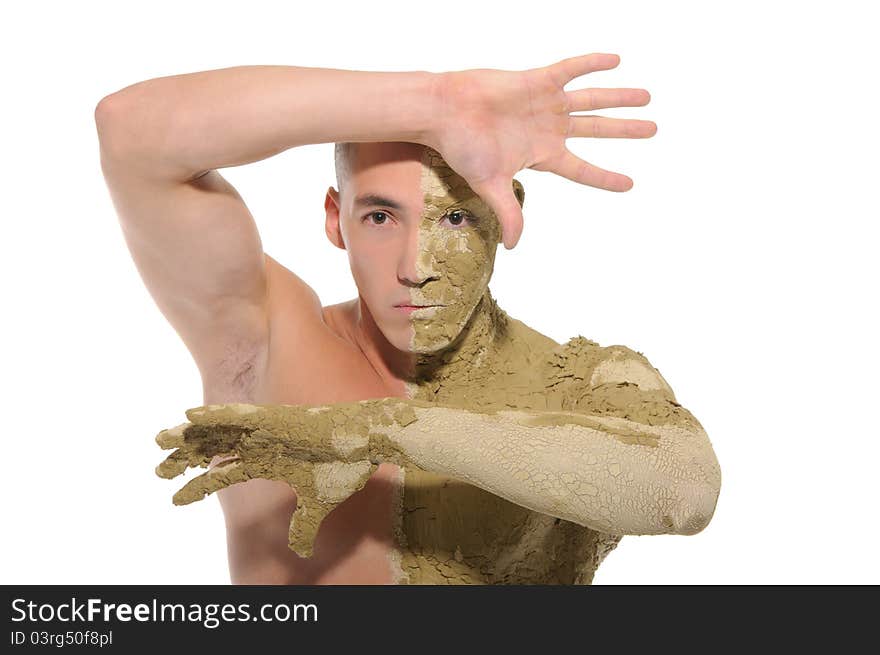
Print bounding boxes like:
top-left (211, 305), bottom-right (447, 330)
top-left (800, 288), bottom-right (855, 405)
top-left (324, 142), bottom-right (525, 355)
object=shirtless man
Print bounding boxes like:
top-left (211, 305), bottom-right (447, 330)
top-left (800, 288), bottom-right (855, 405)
top-left (96, 53), bottom-right (722, 585)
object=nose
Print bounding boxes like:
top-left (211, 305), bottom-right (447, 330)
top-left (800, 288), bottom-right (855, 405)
top-left (398, 225), bottom-right (439, 287)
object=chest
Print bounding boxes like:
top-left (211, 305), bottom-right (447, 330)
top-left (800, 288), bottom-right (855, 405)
top-left (255, 306), bottom-right (406, 406)
top-left (211, 305), bottom-right (601, 583)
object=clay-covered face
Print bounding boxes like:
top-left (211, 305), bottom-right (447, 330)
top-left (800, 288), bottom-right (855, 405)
top-left (332, 143), bottom-right (504, 355)
top-left (410, 148), bottom-right (502, 352)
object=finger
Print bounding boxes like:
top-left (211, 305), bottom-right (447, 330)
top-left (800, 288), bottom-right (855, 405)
top-left (155, 421), bottom-right (190, 449)
top-left (155, 420), bottom-right (248, 479)
top-left (289, 493), bottom-right (337, 558)
top-left (545, 53), bottom-right (620, 87)
top-left (155, 448), bottom-right (195, 479)
top-left (566, 87), bottom-right (651, 112)
top-left (568, 115), bottom-right (658, 139)
top-left (546, 148), bottom-right (634, 192)
top-left (475, 176), bottom-right (525, 250)
top-left (171, 458), bottom-right (249, 506)
top-left (288, 461), bottom-right (376, 558)
top-left (156, 438), bottom-right (243, 478)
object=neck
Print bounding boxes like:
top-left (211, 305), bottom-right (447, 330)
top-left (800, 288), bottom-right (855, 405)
top-left (413, 290), bottom-right (509, 388)
top-left (351, 289), bottom-right (510, 392)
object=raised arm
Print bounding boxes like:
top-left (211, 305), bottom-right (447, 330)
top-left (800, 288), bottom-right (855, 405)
top-left (94, 65), bottom-right (439, 392)
top-left (95, 65), bottom-right (441, 582)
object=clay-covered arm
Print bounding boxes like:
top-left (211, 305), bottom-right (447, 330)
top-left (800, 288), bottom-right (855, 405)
top-left (158, 390), bottom-right (719, 538)
top-left (367, 397), bottom-right (720, 536)
top-left (367, 341), bottom-right (721, 536)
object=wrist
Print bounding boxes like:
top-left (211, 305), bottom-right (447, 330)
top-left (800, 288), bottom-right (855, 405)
top-left (389, 70), bottom-right (447, 150)
top-left (358, 398), bottom-right (421, 467)
top-left (417, 70), bottom-right (449, 151)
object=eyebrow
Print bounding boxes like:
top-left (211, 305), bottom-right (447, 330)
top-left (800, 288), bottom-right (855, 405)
top-left (353, 193), bottom-right (404, 211)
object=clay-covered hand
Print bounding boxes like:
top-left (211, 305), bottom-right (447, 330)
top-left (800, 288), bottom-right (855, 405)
top-left (154, 400), bottom-right (406, 557)
top-left (429, 53), bottom-right (656, 249)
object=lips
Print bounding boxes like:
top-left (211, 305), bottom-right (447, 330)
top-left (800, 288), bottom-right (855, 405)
top-left (394, 302), bottom-right (443, 308)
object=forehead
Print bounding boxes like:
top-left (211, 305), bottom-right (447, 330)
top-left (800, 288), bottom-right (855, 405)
top-left (348, 143), bottom-right (484, 212)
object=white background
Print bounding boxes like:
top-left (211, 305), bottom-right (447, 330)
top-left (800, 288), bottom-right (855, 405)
top-left (2, 0), bottom-right (877, 584)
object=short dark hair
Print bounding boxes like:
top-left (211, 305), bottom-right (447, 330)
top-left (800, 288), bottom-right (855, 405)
top-left (334, 142), bottom-right (357, 199)
top-left (334, 141), bottom-right (525, 209)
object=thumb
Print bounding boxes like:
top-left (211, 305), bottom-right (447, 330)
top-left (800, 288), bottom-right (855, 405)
top-left (477, 176), bottom-right (524, 250)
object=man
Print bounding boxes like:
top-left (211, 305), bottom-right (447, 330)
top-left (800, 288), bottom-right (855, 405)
top-left (96, 53), bottom-right (721, 585)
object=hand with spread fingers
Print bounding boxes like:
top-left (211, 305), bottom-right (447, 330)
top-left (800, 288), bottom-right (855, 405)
top-left (154, 399), bottom-right (417, 557)
top-left (428, 52), bottom-right (656, 249)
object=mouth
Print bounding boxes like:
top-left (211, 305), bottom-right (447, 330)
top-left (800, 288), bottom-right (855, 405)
top-left (394, 303), bottom-right (444, 314)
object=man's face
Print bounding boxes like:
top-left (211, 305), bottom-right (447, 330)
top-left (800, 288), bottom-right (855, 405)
top-left (326, 143), bottom-right (504, 354)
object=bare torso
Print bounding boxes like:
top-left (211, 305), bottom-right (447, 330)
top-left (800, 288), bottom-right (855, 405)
top-left (209, 256), bottom-right (621, 584)
top-left (258, 295), bottom-right (406, 584)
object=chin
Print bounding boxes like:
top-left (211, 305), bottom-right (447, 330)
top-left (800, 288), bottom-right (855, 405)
top-left (376, 323), bottom-right (420, 354)
top-left (409, 339), bottom-right (453, 355)
top-left (388, 329), bottom-right (452, 355)
top-left (382, 330), bottom-right (415, 354)
top-left (410, 320), bottom-right (468, 354)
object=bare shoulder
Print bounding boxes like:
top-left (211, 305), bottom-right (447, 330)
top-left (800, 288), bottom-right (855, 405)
top-left (264, 253), bottom-right (324, 322)
top-left (259, 256), bottom-right (381, 403)
top-left (260, 252), bottom-right (348, 359)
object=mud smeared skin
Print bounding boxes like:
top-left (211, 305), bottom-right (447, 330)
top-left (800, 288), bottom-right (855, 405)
top-left (155, 146), bottom-right (722, 583)
top-left (388, 327), bottom-right (719, 584)
top-left (156, 399), bottom-right (417, 558)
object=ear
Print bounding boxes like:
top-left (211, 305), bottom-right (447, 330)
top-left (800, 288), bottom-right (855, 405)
top-left (512, 178), bottom-right (525, 208)
top-left (324, 187), bottom-right (346, 250)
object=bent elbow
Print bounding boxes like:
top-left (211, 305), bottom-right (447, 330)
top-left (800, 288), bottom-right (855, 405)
top-left (671, 480), bottom-right (720, 535)
top-left (670, 437), bottom-right (722, 535)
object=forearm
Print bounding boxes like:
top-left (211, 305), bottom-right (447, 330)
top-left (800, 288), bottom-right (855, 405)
top-left (96, 65), bottom-right (440, 179)
top-left (365, 399), bottom-right (721, 536)
top-left (160, 397), bottom-right (721, 540)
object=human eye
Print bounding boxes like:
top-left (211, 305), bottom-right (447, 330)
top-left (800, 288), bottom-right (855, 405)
top-left (440, 209), bottom-right (478, 229)
top-left (362, 210), bottom-right (394, 227)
